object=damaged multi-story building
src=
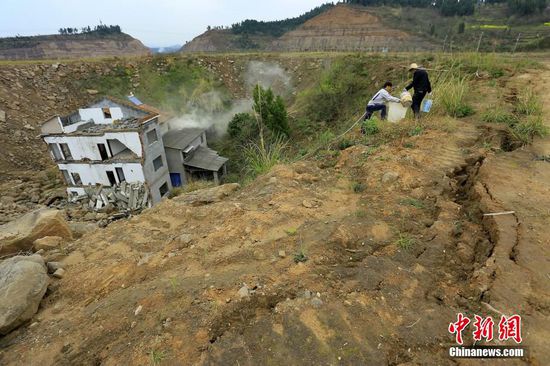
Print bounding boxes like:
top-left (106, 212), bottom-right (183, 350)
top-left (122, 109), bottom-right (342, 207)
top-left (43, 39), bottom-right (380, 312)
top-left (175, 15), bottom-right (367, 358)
top-left (40, 96), bottom-right (228, 210)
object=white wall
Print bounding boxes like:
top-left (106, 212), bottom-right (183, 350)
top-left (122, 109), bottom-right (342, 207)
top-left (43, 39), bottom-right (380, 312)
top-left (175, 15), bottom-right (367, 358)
top-left (78, 107), bottom-right (124, 125)
top-left (44, 132), bottom-right (142, 161)
top-left (57, 163), bottom-right (145, 186)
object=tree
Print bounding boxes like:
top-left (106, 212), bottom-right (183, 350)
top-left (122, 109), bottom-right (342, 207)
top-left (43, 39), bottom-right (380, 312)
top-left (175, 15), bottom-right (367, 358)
top-left (508, 0), bottom-right (547, 15)
top-left (228, 112), bottom-right (256, 139)
top-left (253, 86), bottom-right (290, 138)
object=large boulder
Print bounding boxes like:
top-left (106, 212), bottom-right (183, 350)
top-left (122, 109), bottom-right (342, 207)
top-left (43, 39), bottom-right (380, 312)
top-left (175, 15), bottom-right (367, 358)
top-left (0, 254), bottom-right (49, 335)
top-left (0, 209), bottom-right (72, 256)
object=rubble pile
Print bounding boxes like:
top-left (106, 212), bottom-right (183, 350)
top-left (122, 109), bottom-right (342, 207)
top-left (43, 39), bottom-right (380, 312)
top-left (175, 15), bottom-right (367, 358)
top-left (71, 182), bottom-right (150, 212)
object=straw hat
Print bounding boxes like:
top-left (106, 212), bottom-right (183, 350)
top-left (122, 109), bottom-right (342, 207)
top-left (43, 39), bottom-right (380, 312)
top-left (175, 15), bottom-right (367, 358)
top-left (408, 63), bottom-right (419, 71)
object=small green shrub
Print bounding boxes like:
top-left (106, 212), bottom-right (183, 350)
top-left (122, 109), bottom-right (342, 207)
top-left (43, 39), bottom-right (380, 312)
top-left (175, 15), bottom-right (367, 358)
top-left (149, 349), bottom-right (167, 365)
top-left (362, 119), bottom-right (380, 135)
top-left (399, 198), bottom-right (425, 209)
top-left (408, 126), bottom-right (424, 137)
top-left (395, 234), bottom-right (415, 250)
top-left (353, 182), bottom-right (366, 193)
top-left (285, 228), bottom-right (297, 236)
top-left (338, 138), bottom-right (354, 150)
top-left (294, 250), bottom-right (308, 263)
top-left (355, 209), bottom-right (367, 218)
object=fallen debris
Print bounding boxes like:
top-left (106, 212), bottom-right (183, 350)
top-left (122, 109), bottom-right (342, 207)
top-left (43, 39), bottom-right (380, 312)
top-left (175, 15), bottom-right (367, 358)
top-left (70, 182), bottom-right (150, 212)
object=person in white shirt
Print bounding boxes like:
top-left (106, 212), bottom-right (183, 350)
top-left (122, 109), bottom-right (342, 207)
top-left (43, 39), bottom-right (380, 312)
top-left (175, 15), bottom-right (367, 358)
top-left (364, 81), bottom-right (401, 122)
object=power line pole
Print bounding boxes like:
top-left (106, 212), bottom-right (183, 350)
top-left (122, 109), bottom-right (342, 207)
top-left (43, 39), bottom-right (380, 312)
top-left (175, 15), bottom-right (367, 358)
top-left (512, 33), bottom-right (521, 53)
top-left (476, 32), bottom-right (484, 53)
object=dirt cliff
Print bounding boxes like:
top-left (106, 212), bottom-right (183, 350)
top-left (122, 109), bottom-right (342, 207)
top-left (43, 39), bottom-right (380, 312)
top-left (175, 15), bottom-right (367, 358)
top-left (0, 34), bottom-right (150, 60)
top-left (182, 4), bottom-right (435, 53)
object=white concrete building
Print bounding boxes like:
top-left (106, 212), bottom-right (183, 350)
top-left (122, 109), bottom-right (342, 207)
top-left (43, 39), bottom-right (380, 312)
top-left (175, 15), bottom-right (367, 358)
top-left (41, 97), bottom-right (172, 204)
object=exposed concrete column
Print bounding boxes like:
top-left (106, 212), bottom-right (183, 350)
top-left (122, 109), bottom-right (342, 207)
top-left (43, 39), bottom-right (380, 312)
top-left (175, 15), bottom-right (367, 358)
top-left (213, 171), bottom-right (219, 185)
top-left (223, 164), bottom-right (227, 176)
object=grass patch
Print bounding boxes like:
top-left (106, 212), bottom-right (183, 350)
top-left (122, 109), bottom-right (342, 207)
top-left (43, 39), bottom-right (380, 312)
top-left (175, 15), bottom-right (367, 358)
top-left (508, 116), bottom-right (549, 146)
top-left (243, 138), bottom-right (287, 178)
top-left (285, 228), bottom-right (297, 236)
top-left (395, 234), bottom-right (416, 250)
top-left (168, 180), bottom-right (216, 198)
top-left (293, 250), bottom-right (308, 263)
top-left (434, 75), bottom-right (474, 117)
top-left (481, 109), bottom-right (519, 126)
top-left (361, 119), bottom-right (380, 136)
top-left (408, 126), bottom-right (424, 137)
top-left (355, 209), bottom-right (367, 218)
top-left (352, 182), bottom-right (367, 193)
top-left (515, 89), bottom-right (542, 116)
top-left (399, 198), bottom-right (425, 209)
top-left (338, 138), bottom-right (354, 150)
top-left (149, 349), bottom-right (167, 365)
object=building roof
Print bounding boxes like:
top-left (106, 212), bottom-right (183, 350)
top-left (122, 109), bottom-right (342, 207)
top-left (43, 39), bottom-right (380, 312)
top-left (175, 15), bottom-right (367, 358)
top-left (184, 146), bottom-right (228, 172)
top-left (162, 128), bottom-right (205, 150)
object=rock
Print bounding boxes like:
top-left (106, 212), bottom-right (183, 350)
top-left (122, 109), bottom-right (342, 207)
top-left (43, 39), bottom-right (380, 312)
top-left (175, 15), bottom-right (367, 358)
top-left (311, 297), bottom-right (324, 308)
top-left (134, 305), bottom-right (143, 316)
top-left (86, 89), bottom-right (99, 95)
top-left (302, 200), bottom-right (316, 208)
top-left (0, 209), bottom-right (72, 256)
top-left (46, 261), bottom-right (64, 274)
top-left (381, 172), bottom-right (400, 184)
top-left (173, 184), bottom-right (240, 206)
top-left (0, 255), bottom-right (49, 335)
top-left (0, 109), bottom-right (5, 122)
top-left (178, 234), bottom-right (193, 244)
top-left (238, 284), bottom-right (250, 298)
top-left (52, 268), bottom-right (65, 279)
top-left (304, 290), bottom-right (312, 299)
top-left (68, 222), bottom-right (96, 239)
top-left (33, 236), bottom-right (63, 251)
top-left (278, 250), bottom-right (286, 258)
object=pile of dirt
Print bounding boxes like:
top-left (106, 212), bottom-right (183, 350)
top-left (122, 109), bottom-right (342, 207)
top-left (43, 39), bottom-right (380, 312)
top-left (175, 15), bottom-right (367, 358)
top-left (0, 33), bottom-right (150, 61)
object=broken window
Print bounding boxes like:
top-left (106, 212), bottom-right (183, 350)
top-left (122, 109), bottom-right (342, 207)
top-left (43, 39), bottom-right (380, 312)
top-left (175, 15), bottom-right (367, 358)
top-left (71, 172), bottom-right (82, 185)
top-left (59, 143), bottom-right (73, 160)
top-left (153, 155), bottom-right (164, 171)
top-left (159, 182), bottom-right (169, 197)
top-left (60, 169), bottom-right (71, 185)
top-left (147, 129), bottom-right (158, 145)
top-left (102, 108), bottom-right (112, 119)
top-left (97, 144), bottom-right (109, 161)
top-left (116, 167), bottom-right (126, 183)
top-left (49, 143), bottom-right (63, 161)
top-left (106, 171), bottom-right (117, 186)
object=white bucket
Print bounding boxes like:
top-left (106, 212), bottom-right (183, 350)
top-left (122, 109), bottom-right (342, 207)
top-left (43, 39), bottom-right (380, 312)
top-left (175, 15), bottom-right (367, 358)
top-left (387, 102), bottom-right (408, 123)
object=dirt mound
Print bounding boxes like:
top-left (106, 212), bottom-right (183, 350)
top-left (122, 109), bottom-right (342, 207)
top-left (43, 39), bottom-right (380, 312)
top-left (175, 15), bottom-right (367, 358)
top-left (0, 34), bottom-right (150, 61)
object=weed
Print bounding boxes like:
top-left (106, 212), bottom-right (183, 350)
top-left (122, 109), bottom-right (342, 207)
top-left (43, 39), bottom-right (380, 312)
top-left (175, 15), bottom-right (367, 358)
top-left (169, 277), bottom-right (178, 293)
top-left (403, 142), bottom-right (416, 149)
top-left (338, 138), bottom-right (354, 150)
top-left (243, 138), bottom-right (287, 177)
top-left (433, 75), bottom-right (474, 118)
top-left (515, 89), bottom-right (542, 116)
top-left (408, 126), bottom-right (424, 137)
top-left (508, 116), bottom-right (549, 146)
top-left (168, 180), bottom-right (215, 199)
top-left (149, 349), bottom-right (167, 365)
top-left (362, 119), bottom-right (380, 136)
top-left (293, 250), bottom-right (308, 263)
top-left (285, 228), bottom-right (297, 236)
top-left (399, 198), bottom-right (425, 209)
top-left (355, 209), bottom-right (367, 218)
top-left (318, 130), bottom-right (336, 147)
top-left (395, 234), bottom-right (415, 250)
top-left (481, 110), bottom-right (519, 126)
top-left (353, 182), bottom-right (367, 193)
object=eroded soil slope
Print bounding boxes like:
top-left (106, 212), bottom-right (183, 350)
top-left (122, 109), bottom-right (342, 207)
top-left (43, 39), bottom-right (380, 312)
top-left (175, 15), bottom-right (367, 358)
top-left (1, 97), bottom-right (549, 364)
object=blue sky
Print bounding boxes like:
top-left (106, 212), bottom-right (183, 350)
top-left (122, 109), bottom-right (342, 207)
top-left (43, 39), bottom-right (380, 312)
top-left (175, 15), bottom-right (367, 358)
top-left (0, 0), bottom-right (330, 47)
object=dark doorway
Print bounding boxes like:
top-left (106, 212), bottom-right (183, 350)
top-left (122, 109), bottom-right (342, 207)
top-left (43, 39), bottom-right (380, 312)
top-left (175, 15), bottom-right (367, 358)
top-left (98, 144), bottom-right (109, 161)
top-left (106, 171), bottom-right (117, 186)
top-left (116, 167), bottom-right (126, 183)
top-left (59, 143), bottom-right (73, 160)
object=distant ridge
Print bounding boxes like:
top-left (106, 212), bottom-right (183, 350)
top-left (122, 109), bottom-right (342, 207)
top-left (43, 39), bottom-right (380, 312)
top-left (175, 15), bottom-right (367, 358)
top-left (0, 33), bottom-right (150, 60)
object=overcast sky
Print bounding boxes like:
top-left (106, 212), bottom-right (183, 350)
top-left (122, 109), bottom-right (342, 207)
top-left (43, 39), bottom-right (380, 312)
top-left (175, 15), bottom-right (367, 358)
top-left (1, 0), bottom-right (330, 47)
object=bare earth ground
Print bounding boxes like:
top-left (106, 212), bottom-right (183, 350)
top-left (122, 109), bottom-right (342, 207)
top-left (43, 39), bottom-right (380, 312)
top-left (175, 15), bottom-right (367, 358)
top-left (0, 63), bottom-right (549, 365)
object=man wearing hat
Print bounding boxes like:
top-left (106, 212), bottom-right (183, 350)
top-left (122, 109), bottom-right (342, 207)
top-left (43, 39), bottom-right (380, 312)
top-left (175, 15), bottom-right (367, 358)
top-left (405, 63), bottom-right (432, 118)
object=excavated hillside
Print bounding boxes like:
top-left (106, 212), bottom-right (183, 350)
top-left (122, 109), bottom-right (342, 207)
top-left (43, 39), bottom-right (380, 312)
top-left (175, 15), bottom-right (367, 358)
top-left (182, 4), bottom-right (435, 53)
top-left (270, 5), bottom-right (434, 52)
top-left (0, 33), bottom-right (150, 60)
